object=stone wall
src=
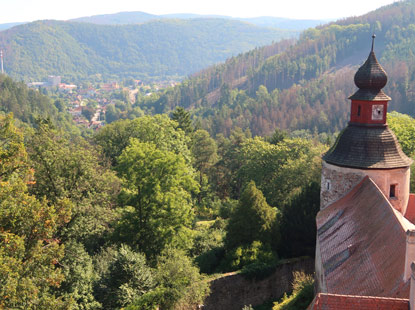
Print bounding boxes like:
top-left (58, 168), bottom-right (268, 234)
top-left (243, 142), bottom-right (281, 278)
top-left (202, 257), bottom-right (314, 310)
top-left (321, 161), bottom-right (411, 214)
top-left (320, 162), bottom-right (363, 210)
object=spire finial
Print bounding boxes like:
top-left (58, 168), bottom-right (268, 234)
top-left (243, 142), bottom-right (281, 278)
top-left (371, 34), bottom-right (376, 52)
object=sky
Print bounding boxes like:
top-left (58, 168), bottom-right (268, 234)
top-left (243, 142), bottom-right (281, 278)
top-left (0, 0), bottom-right (400, 24)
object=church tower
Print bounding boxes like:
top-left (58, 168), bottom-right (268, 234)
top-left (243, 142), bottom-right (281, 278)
top-left (320, 35), bottom-right (412, 214)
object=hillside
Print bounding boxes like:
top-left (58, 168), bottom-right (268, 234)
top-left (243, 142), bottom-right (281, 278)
top-left (0, 22), bottom-right (25, 31)
top-left (0, 74), bottom-right (75, 131)
top-left (0, 19), bottom-right (296, 82)
top-left (71, 11), bottom-right (327, 30)
top-left (137, 0), bottom-right (415, 137)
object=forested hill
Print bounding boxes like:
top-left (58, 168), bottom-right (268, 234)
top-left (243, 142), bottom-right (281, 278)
top-left (71, 11), bottom-right (327, 30)
top-left (0, 74), bottom-right (76, 131)
top-left (0, 19), bottom-right (296, 82)
top-left (138, 0), bottom-right (415, 137)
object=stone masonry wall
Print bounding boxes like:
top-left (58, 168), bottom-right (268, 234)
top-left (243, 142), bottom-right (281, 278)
top-left (202, 258), bottom-right (314, 310)
top-left (320, 162), bottom-right (363, 210)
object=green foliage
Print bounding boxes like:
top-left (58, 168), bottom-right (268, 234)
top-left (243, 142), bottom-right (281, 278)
top-left (94, 115), bottom-right (191, 165)
top-left (388, 111), bottom-right (415, 192)
top-left (94, 244), bottom-right (154, 309)
top-left (272, 272), bottom-right (314, 310)
top-left (155, 247), bottom-right (210, 309)
top-left (136, 1), bottom-right (415, 138)
top-left (192, 219), bottom-right (226, 274)
top-left (192, 220), bottom-right (225, 257)
top-left (191, 129), bottom-right (218, 214)
top-left (81, 106), bottom-right (95, 121)
top-left (388, 111), bottom-right (415, 157)
top-left (0, 114), bottom-right (71, 309)
top-left (225, 241), bottom-right (277, 271)
top-left (237, 137), bottom-right (324, 207)
top-left (127, 248), bottom-right (210, 310)
top-left (115, 139), bottom-right (198, 259)
top-left (171, 107), bottom-right (194, 134)
top-left (27, 122), bottom-right (120, 252)
top-left (226, 181), bottom-right (278, 250)
top-left (280, 181), bottom-right (320, 258)
top-left (268, 128), bottom-right (288, 145)
top-left (195, 247), bottom-right (226, 274)
top-left (58, 241), bottom-right (101, 310)
top-left (0, 75), bottom-right (77, 132)
top-left (191, 129), bottom-right (218, 173)
top-left (240, 260), bottom-right (278, 281)
top-left (2, 19), bottom-right (295, 82)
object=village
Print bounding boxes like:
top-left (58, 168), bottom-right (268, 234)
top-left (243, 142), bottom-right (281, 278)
top-left (27, 75), bottom-right (179, 129)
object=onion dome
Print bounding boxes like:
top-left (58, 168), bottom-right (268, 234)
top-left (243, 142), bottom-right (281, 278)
top-left (323, 35), bottom-right (412, 169)
top-left (349, 35), bottom-right (391, 101)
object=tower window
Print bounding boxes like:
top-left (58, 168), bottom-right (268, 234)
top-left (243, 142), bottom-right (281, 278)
top-left (357, 105), bottom-right (361, 117)
top-left (326, 180), bottom-right (331, 191)
top-left (390, 184), bottom-right (397, 198)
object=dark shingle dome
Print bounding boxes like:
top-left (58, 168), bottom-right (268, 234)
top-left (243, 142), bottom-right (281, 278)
top-left (323, 124), bottom-right (412, 169)
top-left (349, 36), bottom-right (391, 101)
top-left (323, 35), bottom-right (412, 169)
top-left (354, 51), bottom-right (387, 90)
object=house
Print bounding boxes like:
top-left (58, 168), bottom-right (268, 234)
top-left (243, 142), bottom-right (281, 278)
top-left (311, 35), bottom-right (415, 309)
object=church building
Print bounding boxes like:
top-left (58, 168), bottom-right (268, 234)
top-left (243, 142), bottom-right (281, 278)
top-left (309, 36), bottom-right (415, 309)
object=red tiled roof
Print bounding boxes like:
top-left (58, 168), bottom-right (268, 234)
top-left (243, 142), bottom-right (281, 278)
top-left (308, 293), bottom-right (408, 310)
top-left (405, 194), bottom-right (415, 224)
top-left (316, 176), bottom-right (415, 297)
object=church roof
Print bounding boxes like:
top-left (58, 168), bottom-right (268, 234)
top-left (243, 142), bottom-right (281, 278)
top-left (323, 124), bottom-right (412, 169)
top-left (308, 293), bottom-right (409, 310)
top-left (316, 177), bottom-right (415, 297)
top-left (349, 35), bottom-right (391, 101)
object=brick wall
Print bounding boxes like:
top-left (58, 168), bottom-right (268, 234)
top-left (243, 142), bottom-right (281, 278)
top-left (202, 257), bottom-right (314, 310)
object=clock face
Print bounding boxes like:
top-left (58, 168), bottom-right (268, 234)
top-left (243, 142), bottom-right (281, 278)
top-left (372, 105), bottom-right (384, 120)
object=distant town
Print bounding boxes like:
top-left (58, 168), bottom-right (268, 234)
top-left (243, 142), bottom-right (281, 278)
top-left (27, 75), bottom-right (179, 129)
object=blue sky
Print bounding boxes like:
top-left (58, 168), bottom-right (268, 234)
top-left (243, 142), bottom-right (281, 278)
top-left (0, 0), bottom-right (399, 23)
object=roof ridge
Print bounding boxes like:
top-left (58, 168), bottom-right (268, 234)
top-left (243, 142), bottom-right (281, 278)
top-left (317, 292), bottom-right (409, 301)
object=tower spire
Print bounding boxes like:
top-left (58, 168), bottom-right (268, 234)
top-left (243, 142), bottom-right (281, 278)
top-left (371, 34), bottom-right (376, 52)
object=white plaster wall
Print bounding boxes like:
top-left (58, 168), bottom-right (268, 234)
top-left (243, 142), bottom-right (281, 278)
top-left (321, 161), bottom-right (410, 214)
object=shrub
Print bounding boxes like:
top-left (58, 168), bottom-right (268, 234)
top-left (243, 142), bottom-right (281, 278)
top-left (273, 271), bottom-right (314, 310)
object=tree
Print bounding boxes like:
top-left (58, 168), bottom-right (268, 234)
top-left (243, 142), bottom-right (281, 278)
top-left (388, 112), bottom-right (415, 192)
top-left (27, 122), bottom-right (120, 252)
top-left (226, 181), bottom-right (279, 250)
top-left (115, 139), bottom-right (198, 259)
top-left (171, 107), bottom-right (194, 135)
top-left (388, 111), bottom-right (415, 157)
top-left (268, 128), bottom-right (288, 145)
top-left (0, 114), bottom-right (71, 309)
top-left (211, 129), bottom-right (250, 199)
top-left (82, 106), bottom-right (95, 121)
top-left (95, 244), bottom-right (154, 309)
top-left (94, 115), bottom-right (191, 165)
top-left (58, 241), bottom-right (102, 310)
top-left (237, 137), bottom-right (324, 207)
top-left (128, 248), bottom-right (210, 310)
top-left (280, 181), bottom-right (320, 258)
top-left (191, 129), bottom-right (218, 209)
top-left (191, 129), bottom-right (218, 174)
